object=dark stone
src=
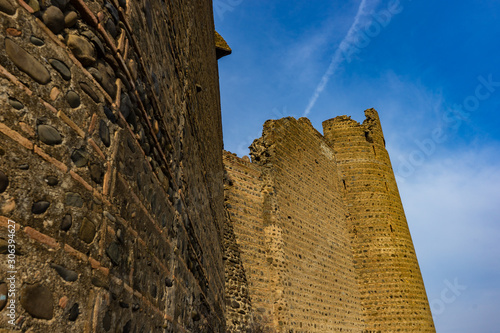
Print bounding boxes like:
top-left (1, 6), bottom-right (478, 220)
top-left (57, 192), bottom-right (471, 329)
top-left (99, 120), bottom-right (110, 147)
top-left (81, 30), bottom-right (105, 56)
top-left (65, 192), bottom-right (83, 207)
top-left (66, 90), bottom-right (81, 108)
top-left (118, 0), bottom-right (126, 8)
top-left (191, 310), bottom-right (200, 322)
top-left (42, 6), bottom-right (65, 34)
top-left (49, 58), bottom-right (71, 81)
top-left (120, 93), bottom-right (132, 119)
top-left (8, 97), bottom-right (24, 109)
top-left (231, 300), bottom-right (240, 309)
top-left (50, 263), bottom-right (78, 282)
top-left (0, 170), bottom-right (8, 193)
top-left (5, 39), bottom-right (51, 85)
top-left (119, 301), bottom-right (129, 308)
top-left (106, 242), bottom-right (120, 266)
top-left (71, 148), bottom-right (88, 167)
top-left (123, 320), bottom-right (132, 333)
top-left (38, 124), bottom-right (62, 145)
top-left (165, 277), bottom-right (173, 288)
top-left (103, 105), bottom-right (116, 123)
top-left (132, 303), bottom-right (140, 311)
top-left (100, 72), bottom-right (116, 98)
top-left (105, 1), bottom-right (119, 23)
top-left (19, 164), bottom-right (29, 170)
top-left (79, 82), bottom-right (100, 103)
top-left (105, 18), bottom-right (117, 38)
top-left (0, 0), bottom-right (15, 15)
top-left (90, 163), bottom-right (103, 184)
top-left (32, 201), bottom-right (50, 214)
top-left (68, 303), bottom-right (79, 321)
top-left (79, 218), bottom-right (96, 244)
top-left (64, 11), bottom-right (78, 27)
top-left (30, 36), bottom-right (45, 46)
top-left (102, 311), bottom-right (111, 331)
top-left (45, 175), bottom-right (58, 186)
top-left (88, 67), bottom-right (102, 83)
top-left (91, 276), bottom-right (108, 289)
top-left (0, 283), bottom-right (7, 311)
top-left (67, 34), bottom-right (96, 66)
top-left (20, 284), bottom-right (54, 320)
top-left (61, 214), bottom-right (72, 231)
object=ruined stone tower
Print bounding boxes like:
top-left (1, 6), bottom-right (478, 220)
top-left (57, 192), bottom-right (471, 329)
top-left (223, 112), bottom-right (435, 332)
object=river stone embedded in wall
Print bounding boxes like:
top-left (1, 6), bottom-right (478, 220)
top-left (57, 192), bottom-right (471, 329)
top-left (0, 0), bottom-right (15, 15)
top-left (49, 58), bottom-right (71, 81)
top-left (0, 283), bottom-right (7, 311)
top-left (79, 218), bottom-right (96, 243)
top-left (99, 120), bottom-right (110, 147)
top-left (79, 82), bottom-right (100, 103)
top-left (106, 242), bottom-right (120, 265)
top-left (67, 34), bottom-right (96, 66)
top-left (50, 263), bottom-right (78, 282)
top-left (81, 30), bottom-right (105, 56)
top-left (71, 148), bottom-right (88, 167)
top-left (66, 90), bottom-right (81, 108)
top-left (65, 192), bottom-right (83, 207)
top-left (0, 170), bottom-right (8, 193)
top-left (38, 124), bottom-right (62, 145)
top-left (45, 175), bottom-right (58, 186)
top-left (8, 97), bottom-right (23, 110)
top-left (64, 11), bottom-right (78, 28)
top-left (5, 39), bottom-right (51, 84)
top-left (20, 284), bottom-right (54, 320)
top-left (104, 1), bottom-right (119, 23)
top-left (42, 6), bottom-right (65, 34)
top-left (68, 303), bottom-right (79, 321)
top-left (61, 214), bottom-right (72, 231)
top-left (90, 163), bottom-right (103, 184)
top-left (32, 201), bottom-right (50, 214)
top-left (30, 36), bottom-right (45, 46)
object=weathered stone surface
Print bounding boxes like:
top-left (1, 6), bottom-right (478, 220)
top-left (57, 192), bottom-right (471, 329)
top-left (8, 97), bottom-right (23, 109)
top-left (61, 214), bottom-right (72, 231)
top-left (99, 120), bottom-right (110, 147)
top-left (105, 18), bottom-right (117, 38)
top-left (88, 67), bottom-right (102, 82)
top-left (65, 192), bottom-right (83, 207)
top-left (0, 283), bottom-right (7, 311)
top-left (32, 201), bottom-right (50, 214)
top-left (79, 218), bottom-right (96, 244)
top-left (64, 11), bottom-right (78, 27)
top-left (38, 124), bottom-right (62, 145)
top-left (81, 30), bottom-right (105, 56)
top-left (50, 263), bottom-right (78, 282)
top-left (67, 34), bottom-right (96, 66)
top-left (104, 1), bottom-right (119, 22)
top-left (0, 170), bottom-right (8, 193)
top-left (71, 148), bottom-right (88, 167)
top-left (49, 58), bottom-right (71, 81)
top-left (5, 39), bottom-right (51, 84)
top-left (66, 90), bottom-right (81, 108)
top-left (0, 0), bottom-right (15, 15)
top-left (20, 284), bottom-right (54, 319)
top-left (42, 6), bottom-right (65, 34)
top-left (90, 163), bottom-right (103, 184)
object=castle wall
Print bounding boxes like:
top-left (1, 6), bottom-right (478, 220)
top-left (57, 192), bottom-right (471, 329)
top-left (0, 0), bottom-right (226, 331)
top-left (323, 109), bottom-right (435, 332)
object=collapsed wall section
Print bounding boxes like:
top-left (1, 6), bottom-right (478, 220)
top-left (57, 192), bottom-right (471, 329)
top-left (226, 118), bottom-right (366, 332)
top-left (0, 0), bottom-right (225, 332)
top-left (323, 109), bottom-right (435, 332)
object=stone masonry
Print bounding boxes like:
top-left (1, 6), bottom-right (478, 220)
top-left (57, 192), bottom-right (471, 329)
top-left (0, 0), bottom-right (434, 332)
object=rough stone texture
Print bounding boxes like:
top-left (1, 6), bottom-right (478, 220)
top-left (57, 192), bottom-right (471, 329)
top-left (0, 0), bottom-right (226, 331)
top-left (20, 284), bottom-right (54, 320)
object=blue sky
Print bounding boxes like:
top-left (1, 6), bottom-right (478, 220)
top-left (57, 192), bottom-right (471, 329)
top-left (215, 1), bottom-right (500, 332)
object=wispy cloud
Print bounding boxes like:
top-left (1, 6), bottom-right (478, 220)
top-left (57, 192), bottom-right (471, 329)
top-left (303, 0), bottom-right (380, 116)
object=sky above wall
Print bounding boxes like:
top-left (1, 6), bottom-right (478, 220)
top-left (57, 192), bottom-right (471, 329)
top-left (214, 1), bottom-right (500, 332)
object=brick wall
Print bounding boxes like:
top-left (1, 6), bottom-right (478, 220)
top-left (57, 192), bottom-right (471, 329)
top-left (0, 0), bottom-right (226, 331)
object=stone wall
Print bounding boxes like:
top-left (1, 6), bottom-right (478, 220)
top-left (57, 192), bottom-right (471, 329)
top-left (0, 0), bottom-right (226, 331)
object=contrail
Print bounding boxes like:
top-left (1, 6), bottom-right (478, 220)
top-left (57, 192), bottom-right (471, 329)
top-left (303, 0), bottom-right (378, 116)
